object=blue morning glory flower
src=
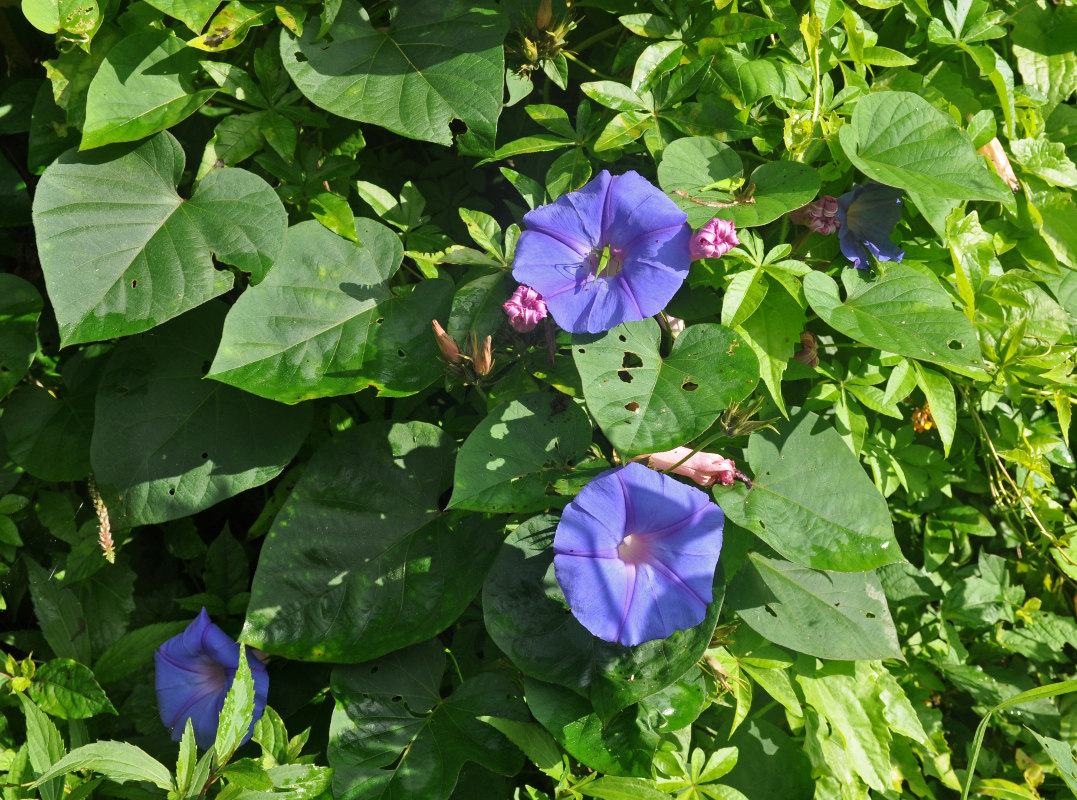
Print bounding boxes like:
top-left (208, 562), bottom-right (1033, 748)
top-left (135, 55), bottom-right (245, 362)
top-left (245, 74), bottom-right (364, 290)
top-left (512, 170), bottom-right (692, 334)
top-left (553, 462), bottom-right (724, 647)
top-left (155, 608), bottom-right (269, 750)
top-left (836, 181), bottom-right (906, 270)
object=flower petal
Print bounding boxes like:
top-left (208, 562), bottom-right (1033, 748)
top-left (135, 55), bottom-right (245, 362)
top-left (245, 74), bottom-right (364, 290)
top-left (616, 560), bottom-right (710, 647)
top-left (553, 551), bottom-right (631, 644)
top-left (522, 170), bottom-right (611, 252)
top-left (603, 171), bottom-right (689, 249)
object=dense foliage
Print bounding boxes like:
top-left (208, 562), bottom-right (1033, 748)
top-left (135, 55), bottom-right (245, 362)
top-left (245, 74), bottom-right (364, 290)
top-left (1, 0), bottom-right (1076, 798)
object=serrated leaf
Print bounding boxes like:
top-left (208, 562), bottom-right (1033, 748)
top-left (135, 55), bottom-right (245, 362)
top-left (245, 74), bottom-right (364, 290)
top-left (33, 131), bottom-right (286, 346)
top-left (19, 694), bottom-right (66, 800)
top-left (30, 741), bottom-right (173, 791)
top-left (93, 621), bottom-right (189, 684)
top-left (215, 644), bottom-right (255, 762)
top-left (26, 660), bottom-right (115, 720)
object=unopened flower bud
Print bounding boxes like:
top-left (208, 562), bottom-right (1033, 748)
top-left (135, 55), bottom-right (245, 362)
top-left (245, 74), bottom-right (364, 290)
top-left (503, 285), bottom-right (548, 332)
top-left (791, 196), bottom-right (840, 234)
top-left (536, 0), bottom-right (552, 29)
top-left (792, 331), bottom-right (819, 367)
top-left (690, 218), bottom-right (738, 260)
top-left (432, 320), bottom-right (461, 363)
top-left (637, 447), bottom-right (737, 488)
top-left (473, 334), bottom-right (494, 376)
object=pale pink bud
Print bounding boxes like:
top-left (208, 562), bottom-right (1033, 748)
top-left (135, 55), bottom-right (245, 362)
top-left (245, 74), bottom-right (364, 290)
top-left (793, 331), bottom-right (818, 367)
top-left (690, 218), bottom-right (739, 261)
top-left (658, 313), bottom-right (685, 338)
top-left (432, 320), bottom-right (461, 363)
top-left (791, 196), bottom-right (841, 235)
top-left (639, 447), bottom-right (737, 488)
top-left (503, 285), bottom-right (548, 332)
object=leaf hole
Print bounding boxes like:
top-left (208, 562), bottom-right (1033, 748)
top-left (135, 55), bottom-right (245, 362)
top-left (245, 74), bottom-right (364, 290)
top-left (577, 348), bottom-right (586, 354)
top-left (370, 666), bottom-right (379, 674)
top-left (625, 401), bottom-right (640, 412)
top-left (764, 604), bottom-right (778, 618)
top-left (391, 695), bottom-right (402, 702)
top-left (201, 452), bottom-right (208, 459)
top-left (397, 349), bottom-right (405, 358)
top-left (947, 340), bottom-right (963, 350)
top-left (131, 279), bottom-right (138, 288)
top-left (864, 611), bottom-right (876, 619)
top-left (617, 370), bottom-right (633, 383)
top-left (168, 488), bottom-right (176, 496)
top-left (294, 52), bottom-right (308, 62)
top-left (621, 351), bottom-right (643, 369)
top-left (681, 379), bottom-right (699, 392)
top-left (618, 334), bottom-right (627, 342)
top-left (375, 317), bottom-right (384, 324)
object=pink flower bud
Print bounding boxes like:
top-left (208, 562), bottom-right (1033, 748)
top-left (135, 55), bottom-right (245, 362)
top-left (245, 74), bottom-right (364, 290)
top-left (793, 331), bottom-right (818, 367)
top-left (431, 320), bottom-right (461, 363)
top-left (503, 285), bottom-right (548, 332)
top-left (791, 196), bottom-right (841, 235)
top-left (689, 218), bottom-right (739, 261)
top-left (638, 447), bottom-right (737, 488)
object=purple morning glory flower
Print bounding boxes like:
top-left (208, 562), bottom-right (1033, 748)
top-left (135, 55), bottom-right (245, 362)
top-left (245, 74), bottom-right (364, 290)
top-left (836, 181), bottom-right (906, 270)
top-left (553, 462), bottom-right (724, 647)
top-left (511, 170), bottom-right (692, 334)
top-left (155, 608), bottom-right (269, 750)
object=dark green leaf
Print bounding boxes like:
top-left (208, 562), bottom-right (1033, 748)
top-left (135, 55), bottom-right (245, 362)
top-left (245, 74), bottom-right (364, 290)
top-left (0, 275), bottom-right (42, 398)
top-left (93, 621), bottom-right (189, 684)
top-left (243, 422), bottom-right (503, 662)
top-left (90, 303), bottom-right (311, 527)
top-left (328, 639), bottom-right (526, 800)
top-left (25, 557), bottom-right (91, 664)
top-left (281, 0), bottom-right (507, 147)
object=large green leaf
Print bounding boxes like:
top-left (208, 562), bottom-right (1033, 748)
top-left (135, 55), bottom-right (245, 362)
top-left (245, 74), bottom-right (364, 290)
top-left (717, 411), bottom-right (901, 572)
top-left (281, 0), bottom-right (507, 147)
top-left (208, 220), bottom-right (450, 403)
top-left (81, 31), bottom-right (216, 149)
top-left (838, 91), bottom-right (1011, 202)
top-left (804, 266), bottom-right (984, 370)
top-left (482, 515), bottom-right (724, 721)
top-left (727, 553), bottom-right (902, 661)
top-left (90, 303), bottom-right (311, 527)
top-left (328, 638), bottom-right (526, 800)
top-left (243, 422), bottom-right (504, 663)
top-left (573, 319), bottom-right (759, 458)
top-left (33, 132), bottom-right (286, 347)
top-left (0, 275), bottom-right (42, 398)
top-left (30, 742), bottom-right (173, 791)
top-left (449, 392), bottom-right (592, 513)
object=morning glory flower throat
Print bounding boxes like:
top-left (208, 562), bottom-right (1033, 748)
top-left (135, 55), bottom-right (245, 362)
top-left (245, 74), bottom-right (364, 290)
top-left (836, 181), bottom-right (905, 270)
top-left (512, 170), bottom-right (692, 334)
top-left (553, 462), bottom-right (724, 647)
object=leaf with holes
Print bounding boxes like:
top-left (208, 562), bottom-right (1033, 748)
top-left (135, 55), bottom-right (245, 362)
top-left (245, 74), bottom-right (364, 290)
top-left (328, 638), bottom-right (527, 800)
top-left (483, 515), bottom-right (724, 721)
top-left (717, 411), bottom-right (901, 572)
top-left (242, 422), bottom-right (504, 663)
top-left (803, 266), bottom-right (984, 370)
top-left (281, 0), bottom-right (507, 147)
top-left (33, 131), bottom-right (286, 346)
top-left (208, 220), bottom-right (452, 403)
top-left (573, 319), bottom-right (759, 458)
top-left (727, 553), bottom-right (902, 661)
top-left (449, 393), bottom-right (592, 513)
top-left (90, 303), bottom-right (311, 527)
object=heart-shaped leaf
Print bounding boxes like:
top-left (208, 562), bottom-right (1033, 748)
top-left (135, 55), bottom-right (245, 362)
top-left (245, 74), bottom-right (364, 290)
top-left (281, 0), bottom-right (507, 147)
top-left (243, 422), bottom-right (504, 663)
top-left (33, 132), bottom-right (286, 347)
top-left (90, 303), bottom-right (311, 527)
top-left (573, 319), bottom-right (759, 457)
top-left (717, 411), bottom-right (902, 572)
top-left (449, 392), bottom-right (592, 513)
top-left (803, 266), bottom-right (985, 370)
top-left (838, 90), bottom-right (1011, 202)
top-left (727, 553), bottom-right (902, 661)
top-left (208, 219), bottom-right (451, 403)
